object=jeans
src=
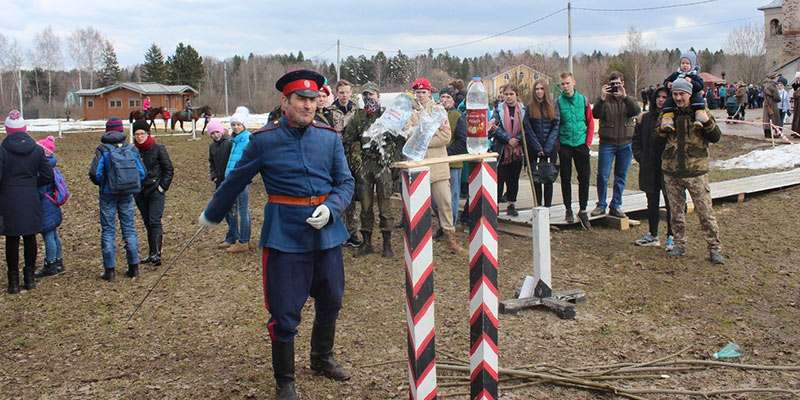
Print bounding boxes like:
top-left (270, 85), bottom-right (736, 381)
top-left (226, 186), bottom-right (251, 244)
top-left (449, 168), bottom-right (462, 225)
top-left (41, 229), bottom-right (63, 263)
top-left (99, 194), bottom-right (139, 269)
top-left (596, 143), bottom-right (633, 211)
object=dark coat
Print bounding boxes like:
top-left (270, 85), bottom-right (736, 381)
top-left (0, 133), bottom-right (54, 236)
top-left (209, 136), bottom-right (232, 184)
top-left (525, 101), bottom-right (560, 156)
top-left (632, 108), bottom-right (667, 193)
top-left (39, 155), bottom-right (63, 232)
top-left (139, 143), bottom-right (174, 196)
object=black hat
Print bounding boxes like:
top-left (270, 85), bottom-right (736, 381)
top-left (275, 70), bottom-right (326, 98)
top-left (132, 119), bottom-right (150, 133)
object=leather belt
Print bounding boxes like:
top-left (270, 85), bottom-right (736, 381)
top-left (268, 193), bottom-right (329, 206)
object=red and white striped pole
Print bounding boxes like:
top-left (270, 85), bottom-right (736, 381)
top-left (467, 159), bottom-right (499, 400)
top-left (401, 166), bottom-right (438, 400)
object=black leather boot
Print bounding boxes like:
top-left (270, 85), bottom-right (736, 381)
top-left (310, 322), bottom-right (350, 381)
top-left (35, 260), bottom-right (60, 278)
top-left (126, 264), bottom-right (139, 278)
top-left (272, 340), bottom-right (297, 400)
top-left (381, 231), bottom-right (394, 258)
top-left (22, 264), bottom-right (36, 290)
top-left (101, 268), bottom-right (115, 282)
top-left (151, 234), bottom-right (162, 267)
top-left (357, 231), bottom-right (373, 256)
top-left (7, 268), bottom-right (20, 294)
top-left (142, 228), bottom-right (154, 264)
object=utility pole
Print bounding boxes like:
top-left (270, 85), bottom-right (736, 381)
top-left (223, 61), bottom-right (229, 116)
top-left (567, 1), bottom-right (573, 74)
top-left (18, 69), bottom-right (24, 116)
top-left (336, 39), bottom-right (341, 82)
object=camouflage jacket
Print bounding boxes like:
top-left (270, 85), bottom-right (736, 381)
top-left (343, 108), bottom-right (404, 180)
top-left (658, 107), bottom-right (721, 178)
top-left (328, 100), bottom-right (357, 133)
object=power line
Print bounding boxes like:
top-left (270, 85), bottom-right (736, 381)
top-left (572, 16), bottom-right (757, 39)
top-left (573, 0), bottom-right (717, 12)
top-left (308, 43), bottom-right (337, 60)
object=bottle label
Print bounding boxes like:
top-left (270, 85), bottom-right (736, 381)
top-left (466, 109), bottom-right (488, 139)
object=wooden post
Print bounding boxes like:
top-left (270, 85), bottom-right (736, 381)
top-left (58, 120), bottom-right (63, 139)
top-left (519, 207), bottom-right (552, 299)
top-left (401, 167), bottom-right (437, 400)
top-left (467, 159), bottom-right (499, 400)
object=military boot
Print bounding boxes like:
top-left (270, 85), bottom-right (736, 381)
top-left (381, 231), bottom-right (395, 258)
top-left (272, 340), bottom-right (297, 400)
top-left (357, 231), bottom-right (373, 256)
top-left (310, 322), bottom-right (350, 381)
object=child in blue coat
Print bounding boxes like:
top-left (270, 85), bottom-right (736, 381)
top-left (35, 136), bottom-right (65, 277)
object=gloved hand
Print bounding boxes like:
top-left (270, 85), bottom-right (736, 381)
top-left (306, 205), bottom-right (331, 230)
top-left (198, 211), bottom-right (218, 227)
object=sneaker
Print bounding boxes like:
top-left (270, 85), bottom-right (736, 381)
top-left (709, 249), bottom-right (726, 265)
top-left (564, 209), bottom-right (575, 224)
top-left (634, 233), bottom-right (660, 247)
top-left (507, 203), bottom-right (519, 217)
top-left (344, 234), bottom-right (363, 248)
top-left (590, 207), bottom-right (606, 217)
top-left (665, 235), bottom-right (675, 251)
top-left (609, 208), bottom-right (627, 218)
top-left (226, 243), bottom-right (249, 253)
top-left (667, 247), bottom-right (686, 257)
top-left (218, 241), bottom-right (234, 249)
top-left (578, 211), bottom-right (592, 230)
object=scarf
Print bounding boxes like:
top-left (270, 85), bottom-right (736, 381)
top-left (363, 96), bottom-right (380, 116)
top-left (501, 102), bottom-right (523, 165)
top-left (135, 134), bottom-right (156, 152)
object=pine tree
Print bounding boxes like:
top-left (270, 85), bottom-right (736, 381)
top-left (142, 43), bottom-right (167, 82)
top-left (166, 42), bottom-right (204, 89)
top-left (97, 41), bottom-right (121, 87)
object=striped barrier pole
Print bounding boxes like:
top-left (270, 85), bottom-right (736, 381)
top-left (401, 166), bottom-right (437, 400)
top-left (467, 159), bottom-right (499, 400)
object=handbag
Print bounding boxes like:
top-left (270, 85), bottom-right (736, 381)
top-left (532, 156), bottom-right (558, 184)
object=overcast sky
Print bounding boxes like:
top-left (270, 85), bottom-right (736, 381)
top-left (2, 0), bottom-right (765, 68)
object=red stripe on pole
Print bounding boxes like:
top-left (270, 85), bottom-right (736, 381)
top-left (469, 304), bottom-right (500, 327)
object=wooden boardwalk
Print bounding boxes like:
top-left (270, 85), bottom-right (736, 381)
top-left (498, 168), bottom-right (800, 233)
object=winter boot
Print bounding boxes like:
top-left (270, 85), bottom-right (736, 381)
top-left (126, 264), bottom-right (139, 278)
top-left (660, 112), bottom-right (675, 134)
top-left (310, 322), bottom-right (351, 381)
top-left (381, 231), bottom-right (395, 258)
top-left (709, 249), bottom-right (726, 265)
top-left (54, 258), bottom-right (65, 274)
top-left (272, 340), bottom-right (297, 400)
top-left (357, 231), bottom-right (373, 257)
top-left (142, 229), bottom-right (154, 264)
top-left (7, 268), bottom-right (20, 294)
top-left (35, 260), bottom-right (60, 278)
top-left (443, 230), bottom-right (466, 256)
top-left (101, 268), bottom-right (116, 282)
top-left (150, 234), bottom-right (162, 267)
top-left (22, 264), bottom-right (36, 290)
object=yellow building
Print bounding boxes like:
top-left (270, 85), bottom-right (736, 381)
top-left (484, 65), bottom-right (551, 100)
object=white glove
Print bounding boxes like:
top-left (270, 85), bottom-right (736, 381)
top-left (198, 211), bottom-right (218, 227)
top-left (306, 205), bottom-right (331, 230)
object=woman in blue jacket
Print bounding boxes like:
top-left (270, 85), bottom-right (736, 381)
top-left (223, 107), bottom-right (253, 253)
top-left (526, 80), bottom-right (560, 207)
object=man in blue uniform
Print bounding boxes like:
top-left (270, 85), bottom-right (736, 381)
top-left (199, 70), bottom-right (354, 400)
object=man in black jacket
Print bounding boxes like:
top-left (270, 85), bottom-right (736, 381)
top-left (207, 121), bottom-right (237, 249)
top-left (632, 87), bottom-right (673, 250)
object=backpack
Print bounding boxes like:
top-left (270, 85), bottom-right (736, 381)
top-left (102, 144), bottom-right (141, 195)
top-left (45, 167), bottom-right (70, 206)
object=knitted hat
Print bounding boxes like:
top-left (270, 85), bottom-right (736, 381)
top-left (206, 120), bottom-right (226, 135)
top-left (680, 50), bottom-right (697, 70)
top-left (106, 118), bottom-right (124, 133)
top-left (4, 110), bottom-right (27, 134)
top-left (672, 78), bottom-right (693, 94)
top-left (230, 106), bottom-right (250, 126)
top-left (132, 119), bottom-right (150, 133)
top-left (37, 136), bottom-right (56, 155)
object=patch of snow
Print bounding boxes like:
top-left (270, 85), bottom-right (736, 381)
top-left (711, 144), bottom-right (800, 170)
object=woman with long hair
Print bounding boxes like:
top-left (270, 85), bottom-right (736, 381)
top-left (526, 80), bottom-right (560, 207)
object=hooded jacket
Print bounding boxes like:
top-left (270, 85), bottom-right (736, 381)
top-left (39, 155), bottom-right (63, 232)
top-left (88, 131), bottom-right (147, 196)
top-left (0, 132), bottom-right (54, 235)
top-left (225, 129), bottom-right (252, 177)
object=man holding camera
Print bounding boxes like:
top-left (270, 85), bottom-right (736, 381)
top-left (591, 71), bottom-right (641, 219)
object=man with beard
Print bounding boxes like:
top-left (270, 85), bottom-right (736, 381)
top-left (200, 70), bottom-right (355, 400)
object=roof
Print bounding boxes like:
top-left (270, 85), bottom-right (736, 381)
top-left (486, 64), bottom-right (549, 80)
top-left (758, 0), bottom-right (783, 10)
top-left (76, 82), bottom-right (198, 97)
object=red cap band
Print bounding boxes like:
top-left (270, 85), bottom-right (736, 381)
top-left (282, 79), bottom-right (319, 96)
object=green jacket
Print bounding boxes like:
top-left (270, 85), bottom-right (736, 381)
top-left (658, 107), bottom-right (721, 177)
top-left (557, 90), bottom-right (589, 147)
top-left (593, 95), bottom-right (640, 145)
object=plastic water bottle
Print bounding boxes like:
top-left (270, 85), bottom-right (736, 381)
top-left (362, 94), bottom-right (414, 147)
top-left (466, 76), bottom-right (490, 154)
top-left (713, 342), bottom-right (742, 360)
top-left (402, 106), bottom-right (447, 161)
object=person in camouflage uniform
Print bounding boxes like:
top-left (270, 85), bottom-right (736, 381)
top-left (658, 78), bottom-right (725, 265)
top-left (343, 82), bottom-right (403, 257)
top-left (329, 79), bottom-right (361, 247)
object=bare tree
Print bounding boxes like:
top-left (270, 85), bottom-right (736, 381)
top-left (621, 27), bottom-right (648, 95)
top-left (34, 26), bottom-right (62, 104)
top-left (725, 23), bottom-right (766, 84)
top-left (68, 27), bottom-right (105, 89)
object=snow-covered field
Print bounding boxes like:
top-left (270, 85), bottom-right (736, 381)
top-left (712, 144), bottom-right (800, 170)
top-left (16, 113), bottom-right (273, 133)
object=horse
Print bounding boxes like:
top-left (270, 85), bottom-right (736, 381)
top-left (170, 105), bottom-right (213, 133)
top-left (129, 107), bottom-right (168, 133)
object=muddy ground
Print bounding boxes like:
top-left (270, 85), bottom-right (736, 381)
top-left (0, 130), bottom-right (798, 399)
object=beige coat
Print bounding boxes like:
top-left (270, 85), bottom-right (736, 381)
top-left (404, 101), bottom-right (452, 182)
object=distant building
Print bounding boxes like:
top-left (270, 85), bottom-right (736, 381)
top-left (484, 65), bottom-right (550, 99)
top-left (76, 82), bottom-right (198, 120)
top-left (759, 0), bottom-right (800, 73)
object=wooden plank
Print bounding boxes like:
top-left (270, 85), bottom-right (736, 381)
top-left (499, 289), bottom-right (586, 314)
top-left (392, 152), bottom-right (499, 169)
top-left (541, 297), bottom-right (577, 319)
top-left (602, 215), bottom-right (630, 231)
top-left (737, 193), bottom-right (746, 203)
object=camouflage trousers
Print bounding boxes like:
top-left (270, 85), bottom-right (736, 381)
top-left (358, 171), bottom-right (394, 233)
top-left (663, 174), bottom-right (721, 252)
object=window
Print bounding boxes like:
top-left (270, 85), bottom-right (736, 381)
top-left (504, 73), bottom-right (510, 80)
top-left (771, 19), bottom-right (783, 36)
top-left (109, 99), bottom-right (122, 108)
top-left (87, 100), bottom-right (94, 108)
top-left (519, 71), bottom-right (525, 79)
top-left (129, 99), bottom-right (141, 108)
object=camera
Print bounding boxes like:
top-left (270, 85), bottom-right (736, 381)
top-left (609, 81), bottom-right (622, 94)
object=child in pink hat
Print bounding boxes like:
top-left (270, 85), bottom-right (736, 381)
top-left (35, 135), bottom-right (66, 277)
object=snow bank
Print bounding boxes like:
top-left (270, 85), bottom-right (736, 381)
top-left (20, 114), bottom-right (272, 133)
top-left (711, 144), bottom-right (800, 170)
